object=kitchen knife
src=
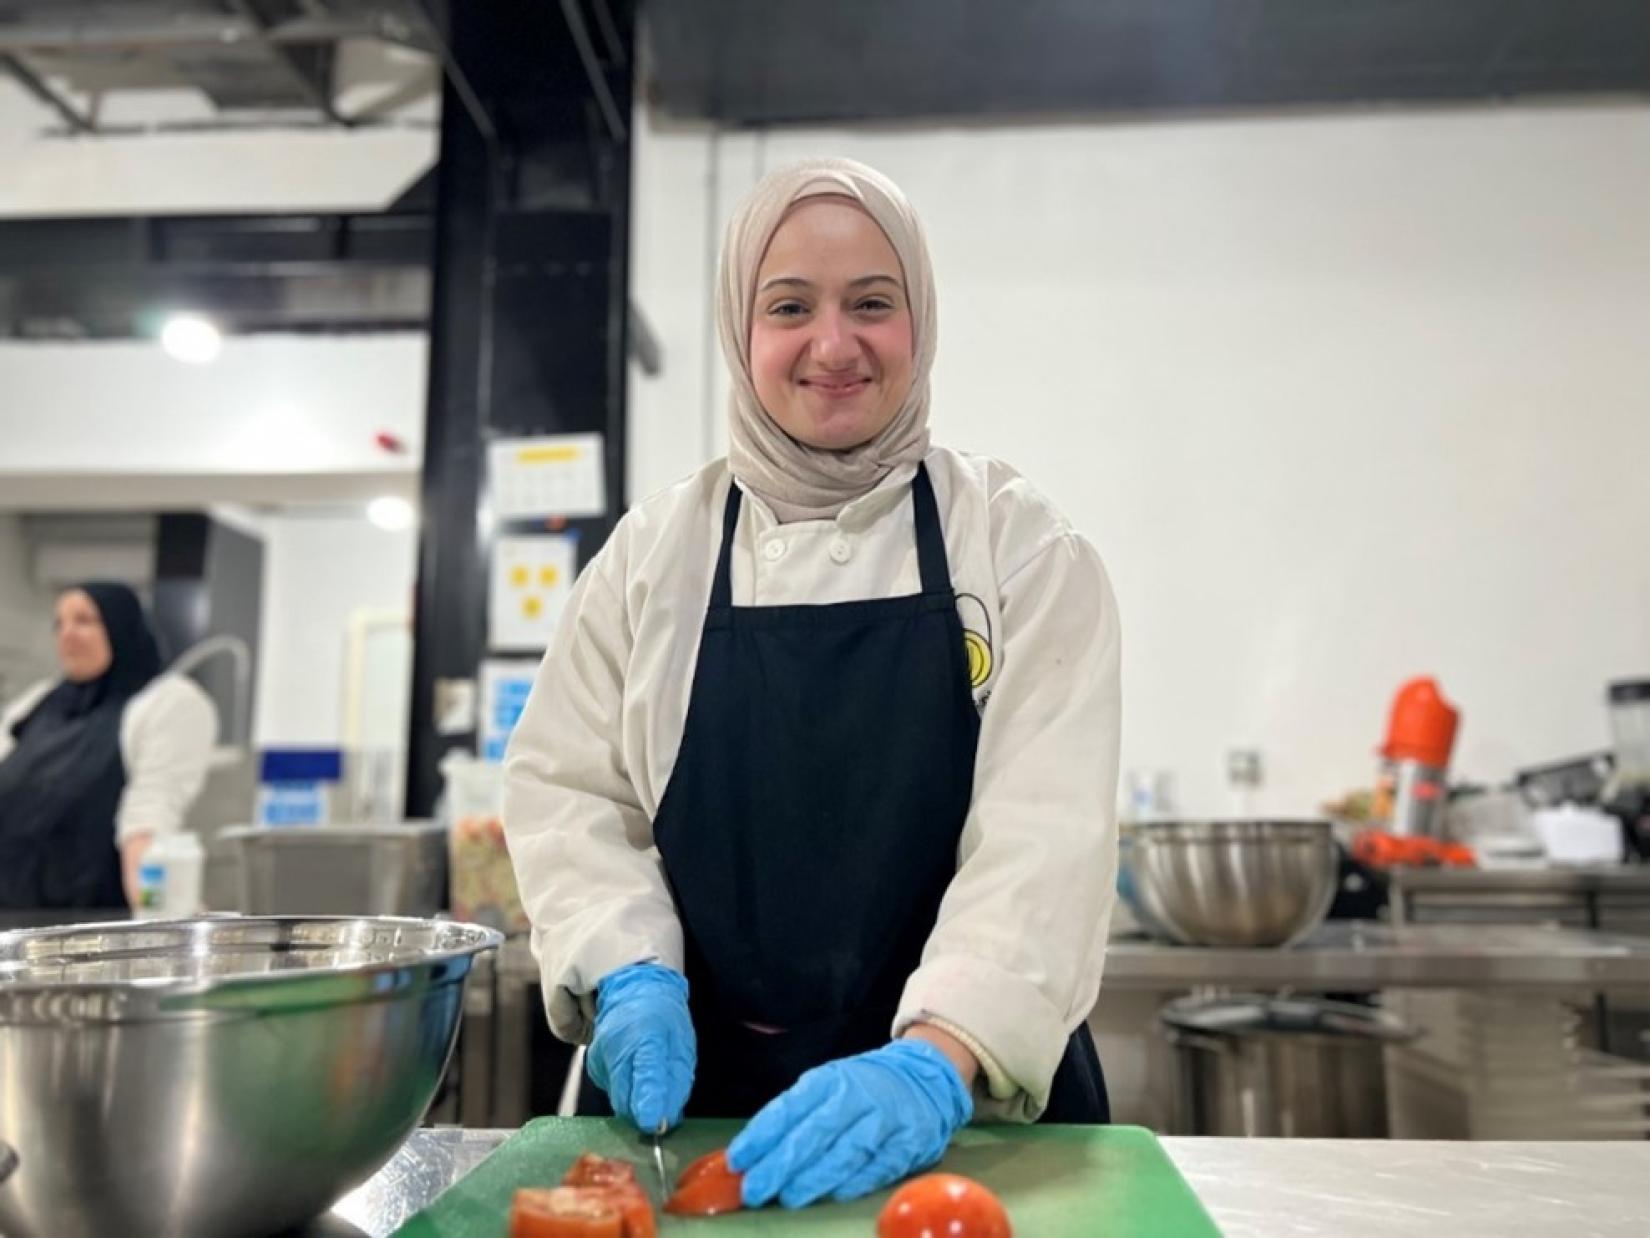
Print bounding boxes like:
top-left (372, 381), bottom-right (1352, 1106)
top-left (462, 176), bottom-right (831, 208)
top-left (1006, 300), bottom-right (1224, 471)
top-left (649, 1121), bottom-right (669, 1202)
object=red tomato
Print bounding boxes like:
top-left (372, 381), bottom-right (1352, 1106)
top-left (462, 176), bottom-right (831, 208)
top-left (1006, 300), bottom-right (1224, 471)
top-left (663, 1149), bottom-right (745, 1217)
top-left (605, 1187), bottom-right (657, 1238)
top-left (559, 1155), bottom-right (655, 1237)
top-left (563, 1154), bottom-right (639, 1189)
top-left (509, 1187), bottom-right (623, 1238)
top-left (877, 1174), bottom-right (1013, 1238)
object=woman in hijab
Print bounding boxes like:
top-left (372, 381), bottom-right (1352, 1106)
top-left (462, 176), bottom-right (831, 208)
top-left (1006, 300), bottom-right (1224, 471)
top-left (0, 583), bottom-right (216, 911)
top-left (504, 158), bottom-right (1121, 1207)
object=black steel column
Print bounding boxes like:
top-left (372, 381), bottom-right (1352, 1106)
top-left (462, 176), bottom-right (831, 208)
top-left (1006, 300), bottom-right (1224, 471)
top-left (406, 0), bottom-right (636, 816)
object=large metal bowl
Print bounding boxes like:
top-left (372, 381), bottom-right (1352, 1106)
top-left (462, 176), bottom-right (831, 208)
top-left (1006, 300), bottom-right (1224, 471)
top-left (1118, 819), bottom-right (1340, 947)
top-left (0, 915), bottom-right (501, 1238)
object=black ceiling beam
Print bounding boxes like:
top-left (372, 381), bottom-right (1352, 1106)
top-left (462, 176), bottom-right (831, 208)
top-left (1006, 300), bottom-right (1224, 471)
top-left (0, 209), bottom-right (433, 338)
top-left (0, 7), bottom-right (435, 53)
top-left (0, 51), bottom-right (94, 132)
top-left (559, 0), bottom-right (627, 141)
top-left (643, 0), bottom-right (1650, 125)
top-left (225, 0), bottom-right (354, 126)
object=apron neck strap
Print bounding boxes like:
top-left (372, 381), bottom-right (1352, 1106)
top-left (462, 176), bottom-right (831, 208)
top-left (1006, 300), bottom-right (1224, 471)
top-left (909, 463), bottom-right (948, 596)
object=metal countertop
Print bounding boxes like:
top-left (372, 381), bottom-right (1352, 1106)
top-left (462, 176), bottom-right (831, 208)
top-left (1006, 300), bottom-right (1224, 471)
top-left (1392, 865), bottom-right (1650, 893)
top-left (318, 1127), bottom-right (1650, 1237)
top-left (1102, 921), bottom-right (1650, 991)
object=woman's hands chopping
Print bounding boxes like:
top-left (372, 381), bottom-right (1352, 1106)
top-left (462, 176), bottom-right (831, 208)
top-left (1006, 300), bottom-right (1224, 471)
top-left (585, 963), bottom-right (696, 1133)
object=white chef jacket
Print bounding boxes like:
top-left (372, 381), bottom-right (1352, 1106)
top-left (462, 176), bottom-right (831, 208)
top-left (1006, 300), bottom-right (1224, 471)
top-left (502, 445), bottom-right (1122, 1121)
top-left (0, 673), bottom-right (218, 843)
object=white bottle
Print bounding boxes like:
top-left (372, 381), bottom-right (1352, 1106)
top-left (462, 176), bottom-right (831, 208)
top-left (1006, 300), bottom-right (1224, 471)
top-left (133, 832), bottom-right (206, 920)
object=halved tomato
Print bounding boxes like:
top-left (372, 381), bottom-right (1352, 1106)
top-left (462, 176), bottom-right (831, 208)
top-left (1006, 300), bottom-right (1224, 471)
top-left (876, 1173), bottom-right (1013, 1238)
top-left (663, 1149), bottom-right (745, 1217)
top-left (509, 1186), bottom-right (623, 1238)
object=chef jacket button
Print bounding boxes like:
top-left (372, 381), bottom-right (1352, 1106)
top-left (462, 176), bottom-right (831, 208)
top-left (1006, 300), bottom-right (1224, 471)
top-left (762, 539), bottom-right (786, 562)
top-left (828, 536), bottom-right (852, 564)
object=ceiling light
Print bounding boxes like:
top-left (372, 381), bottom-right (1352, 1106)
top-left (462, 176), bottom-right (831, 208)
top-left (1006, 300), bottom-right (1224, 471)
top-left (367, 496), bottom-right (416, 531)
top-left (160, 314), bottom-right (222, 364)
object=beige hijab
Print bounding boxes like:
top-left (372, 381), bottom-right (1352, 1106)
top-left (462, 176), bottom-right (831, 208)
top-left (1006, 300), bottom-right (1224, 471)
top-left (718, 158), bottom-right (937, 523)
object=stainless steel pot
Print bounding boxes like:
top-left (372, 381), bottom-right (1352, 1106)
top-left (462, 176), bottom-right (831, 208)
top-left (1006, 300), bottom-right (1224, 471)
top-left (0, 915), bottom-right (501, 1238)
top-left (1160, 994), bottom-right (1418, 1137)
top-left (1119, 818), bottom-right (1340, 946)
top-left (219, 822), bottom-right (449, 916)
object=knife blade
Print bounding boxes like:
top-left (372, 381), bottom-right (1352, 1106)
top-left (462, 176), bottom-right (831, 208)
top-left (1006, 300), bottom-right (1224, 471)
top-left (649, 1121), bottom-right (669, 1202)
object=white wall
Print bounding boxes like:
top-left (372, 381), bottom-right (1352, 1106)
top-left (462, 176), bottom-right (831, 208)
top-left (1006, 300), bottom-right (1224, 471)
top-left (0, 334), bottom-right (426, 508)
top-left (253, 513), bottom-right (417, 748)
top-left (627, 103), bottom-right (1650, 816)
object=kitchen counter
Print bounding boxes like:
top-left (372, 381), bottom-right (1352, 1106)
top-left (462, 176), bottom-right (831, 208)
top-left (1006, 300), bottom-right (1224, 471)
top-left (1393, 865), bottom-right (1650, 894)
top-left (485, 920), bottom-right (1650, 994)
top-left (1102, 920), bottom-right (1650, 991)
top-left (317, 1127), bottom-right (1650, 1237)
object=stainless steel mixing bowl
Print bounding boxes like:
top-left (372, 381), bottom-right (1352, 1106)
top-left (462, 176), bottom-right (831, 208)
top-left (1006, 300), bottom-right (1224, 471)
top-left (1118, 819), bottom-right (1340, 946)
top-left (0, 915), bottom-right (501, 1238)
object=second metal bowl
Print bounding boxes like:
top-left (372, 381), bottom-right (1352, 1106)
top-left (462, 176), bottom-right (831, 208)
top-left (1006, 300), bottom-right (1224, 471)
top-left (0, 915), bottom-right (500, 1238)
top-left (1119, 818), bottom-right (1340, 947)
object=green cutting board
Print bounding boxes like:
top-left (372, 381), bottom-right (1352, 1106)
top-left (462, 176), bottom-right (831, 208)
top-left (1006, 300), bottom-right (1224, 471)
top-left (392, 1117), bottom-right (1221, 1237)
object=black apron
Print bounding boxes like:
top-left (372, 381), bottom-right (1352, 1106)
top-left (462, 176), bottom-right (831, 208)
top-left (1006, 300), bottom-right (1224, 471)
top-left (0, 695), bottom-right (129, 910)
top-left (583, 464), bottom-right (1108, 1123)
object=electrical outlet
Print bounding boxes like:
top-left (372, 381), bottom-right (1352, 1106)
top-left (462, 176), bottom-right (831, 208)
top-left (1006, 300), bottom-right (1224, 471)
top-left (1226, 748), bottom-right (1263, 789)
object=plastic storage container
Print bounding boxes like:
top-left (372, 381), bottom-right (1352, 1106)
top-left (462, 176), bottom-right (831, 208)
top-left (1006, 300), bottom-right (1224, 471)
top-left (1608, 681), bottom-right (1650, 782)
top-left (442, 753), bottom-right (529, 934)
top-left (256, 748), bottom-right (344, 826)
top-left (132, 832), bottom-right (205, 919)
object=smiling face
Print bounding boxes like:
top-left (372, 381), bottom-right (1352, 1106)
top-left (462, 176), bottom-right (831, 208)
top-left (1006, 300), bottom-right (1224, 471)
top-left (748, 196), bottom-right (915, 451)
top-left (54, 589), bottom-right (113, 683)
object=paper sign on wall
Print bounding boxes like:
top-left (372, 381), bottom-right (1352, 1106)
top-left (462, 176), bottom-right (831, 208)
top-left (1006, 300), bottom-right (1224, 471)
top-left (488, 432), bottom-right (606, 520)
top-left (488, 533), bottom-right (578, 651)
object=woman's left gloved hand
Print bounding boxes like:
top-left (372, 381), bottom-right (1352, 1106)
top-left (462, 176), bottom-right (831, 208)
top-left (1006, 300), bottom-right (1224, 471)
top-left (727, 1039), bottom-right (973, 1209)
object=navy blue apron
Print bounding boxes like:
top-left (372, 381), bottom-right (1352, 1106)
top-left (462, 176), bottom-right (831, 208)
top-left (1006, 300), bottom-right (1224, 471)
top-left (0, 697), bottom-right (128, 910)
top-left (585, 464), bottom-right (1108, 1123)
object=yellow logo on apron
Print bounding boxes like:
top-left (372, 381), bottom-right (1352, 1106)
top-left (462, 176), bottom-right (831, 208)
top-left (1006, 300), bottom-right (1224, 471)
top-left (956, 594), bottom-right (994, 690)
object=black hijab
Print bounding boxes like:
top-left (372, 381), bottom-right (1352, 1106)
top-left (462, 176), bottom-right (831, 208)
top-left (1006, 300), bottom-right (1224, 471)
top-left (13, 582), bottom-right (164, 736)
top-left (0, 582), bottom-right (165, 909)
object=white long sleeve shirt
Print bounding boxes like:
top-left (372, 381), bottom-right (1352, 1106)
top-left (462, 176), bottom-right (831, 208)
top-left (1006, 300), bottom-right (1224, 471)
top-left (502, 446), bottom-right (1122, 1121)
top-left (0, 673), bottom-right (218, 843)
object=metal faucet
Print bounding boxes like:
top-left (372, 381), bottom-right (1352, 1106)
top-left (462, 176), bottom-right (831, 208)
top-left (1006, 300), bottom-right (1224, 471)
top-left (169, 634), bottom-right (253, 749)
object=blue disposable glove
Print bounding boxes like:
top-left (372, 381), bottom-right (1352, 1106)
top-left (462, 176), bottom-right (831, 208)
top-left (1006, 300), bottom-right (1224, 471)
top-left (585, 963), bottom-right (696, 1133)
top-left (727, 1039), bottom-right (973, 1209)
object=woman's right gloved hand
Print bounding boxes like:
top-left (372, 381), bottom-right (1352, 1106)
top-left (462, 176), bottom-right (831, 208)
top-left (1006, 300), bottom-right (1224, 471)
top-left (585, 963), bottom-right (696, 1132)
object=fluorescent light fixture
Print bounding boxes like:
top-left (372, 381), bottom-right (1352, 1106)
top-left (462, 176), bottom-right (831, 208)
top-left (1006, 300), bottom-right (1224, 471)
top-left (160, 314), bottom-right (221, 364)
top-left (367, 496), bottom-right (416, 531)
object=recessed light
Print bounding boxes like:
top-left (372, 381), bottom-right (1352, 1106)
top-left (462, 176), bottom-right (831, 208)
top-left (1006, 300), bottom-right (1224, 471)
top-left (367, 496), bottom-right (416, 531)
top-left (160, 314), bottom-right (222, 364)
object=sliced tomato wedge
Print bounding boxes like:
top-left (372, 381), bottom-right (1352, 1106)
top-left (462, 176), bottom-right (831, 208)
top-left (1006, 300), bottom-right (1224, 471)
top-left (562, 1153), bottom-right (639, 1189)
top-left (604, 1185), bottom-right (658, 1238)
top-left (557, 1153), bottom-right (656, 1237)
top-left (664, 1149), bottom-right (745, 1217)
top-left (509, 1186), bottom-right (624, 1238)
top-left (876, 1173), bottom-right (1013, 1238)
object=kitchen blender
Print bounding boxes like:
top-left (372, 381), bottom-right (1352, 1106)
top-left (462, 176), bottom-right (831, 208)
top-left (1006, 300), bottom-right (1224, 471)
top-left (1602, 679), bottom-right (1650, 861)
top-left (1373, 676), bottom-right (1460, 838)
